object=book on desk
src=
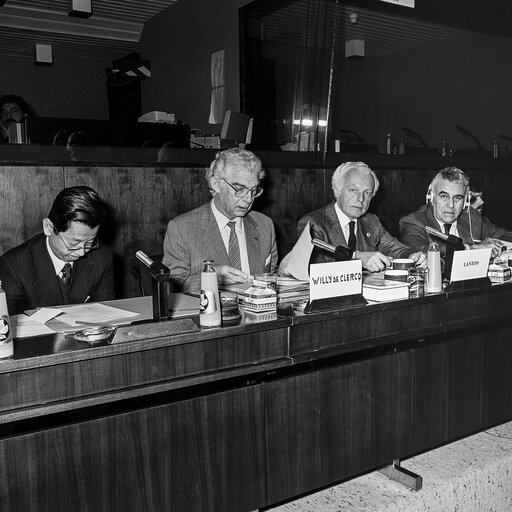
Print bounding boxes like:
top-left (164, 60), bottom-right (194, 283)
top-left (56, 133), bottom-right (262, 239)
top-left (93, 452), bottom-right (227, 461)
top-left (362, 274), bottom-right (409, 302)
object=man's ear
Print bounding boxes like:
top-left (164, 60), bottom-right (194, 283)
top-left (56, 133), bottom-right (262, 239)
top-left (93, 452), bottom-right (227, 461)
top-left (42, 218), bottom-right (53, 236)
top-left (211, 175), bottom-right (221, 194)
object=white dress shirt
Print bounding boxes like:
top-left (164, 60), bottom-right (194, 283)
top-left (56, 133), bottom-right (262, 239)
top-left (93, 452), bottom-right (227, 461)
top-left (211, 200), bottom-right (251, 274)
top-left (46, 237), bottom-right (73, 277)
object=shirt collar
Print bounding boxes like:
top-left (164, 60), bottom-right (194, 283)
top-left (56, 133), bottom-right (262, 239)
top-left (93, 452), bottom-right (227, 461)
top-left (211, 199), bottom-right (241, 230)
top-left (46, 236), bottom-right (73, 274)
top-left (334, 202), bottom-right (356, 229)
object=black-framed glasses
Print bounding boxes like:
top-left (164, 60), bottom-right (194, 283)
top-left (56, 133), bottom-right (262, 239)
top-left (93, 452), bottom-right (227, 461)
top-left (219, 177), bottom-right (263, 198)
top-left (55, 231), bottom-right (99, 252)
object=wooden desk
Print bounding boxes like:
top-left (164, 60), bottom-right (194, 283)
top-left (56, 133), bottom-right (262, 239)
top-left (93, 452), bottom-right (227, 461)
top-left (1, 285), bottom-right (512, 511)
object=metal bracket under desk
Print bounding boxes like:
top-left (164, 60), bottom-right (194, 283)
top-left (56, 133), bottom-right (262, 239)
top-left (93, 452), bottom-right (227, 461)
top-left (379, 458), bottom-right (423, 491)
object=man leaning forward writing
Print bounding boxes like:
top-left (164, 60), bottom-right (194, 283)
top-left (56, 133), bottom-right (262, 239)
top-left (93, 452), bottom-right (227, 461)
top-left (163, 148), bottom-right (278, 292)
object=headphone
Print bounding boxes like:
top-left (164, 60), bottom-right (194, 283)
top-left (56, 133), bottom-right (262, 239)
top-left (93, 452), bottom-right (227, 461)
top-left (426, 181), bottom-right (471, 211)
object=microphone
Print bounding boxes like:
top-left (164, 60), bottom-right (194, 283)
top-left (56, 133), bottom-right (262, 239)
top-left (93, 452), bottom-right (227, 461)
top-left (499, 133), bottom-right (512, 142)
top-left (136, 251), bottom-right (172, 322)
top-left (136, 251), bottom-right (169, 275)
top-left (402, 126), bottom-right (428, 149)
top-left (456, 125), bottom-right (484, 151)
top-left (339, 129), bottom-right (363, 144)
top-left (312, 238), bottom-right (353, 261)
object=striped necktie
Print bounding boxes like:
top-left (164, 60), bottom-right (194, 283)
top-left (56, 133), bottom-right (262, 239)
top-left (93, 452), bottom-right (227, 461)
top-left (60, 263), bottom-right (72, 286)
top-left (227, 221), bottom-right (241, 270)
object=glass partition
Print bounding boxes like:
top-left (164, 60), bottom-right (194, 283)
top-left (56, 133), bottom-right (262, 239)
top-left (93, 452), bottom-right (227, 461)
top-left (240, 0), bottom-right (512, 159)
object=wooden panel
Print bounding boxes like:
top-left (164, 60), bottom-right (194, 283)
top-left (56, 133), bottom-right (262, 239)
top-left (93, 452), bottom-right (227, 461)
top-left (446, 333), bottom-right (484, 438)
top-left (0, 386), bottom-right (265, 512)
top-left (265, 350), bottom-right (412, 504)
top-left (256, 168), bottom-right (329, 256)
top-left (290, 297), bottom-right (445, 356)
top-left (411, 341), bottom-right (448, 452)
top-left (0, 327), bottom-right (288, 414)
top-left (0, 165), bottom-right (64, 254)
top-left (480, 325), bottom-right (512, 426)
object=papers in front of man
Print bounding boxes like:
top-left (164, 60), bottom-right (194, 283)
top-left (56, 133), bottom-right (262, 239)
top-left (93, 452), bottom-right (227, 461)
top-left (362, 274), bottom-right (409, 302)
top-left (51, 303), bottom-right (141, 327)
top-left (278, 221), bottom-right (314, 281)
top-left (11, 314), bottom-right (56, 339)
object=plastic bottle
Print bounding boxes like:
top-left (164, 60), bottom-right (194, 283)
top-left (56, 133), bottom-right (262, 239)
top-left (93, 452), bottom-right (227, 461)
top-left (398, 137), bottom-right (405, 155)
top-left (199, 260), bottom-right (221, 328)
top-left (426, 242), bottom-right (442, 293)
top-left (0, 282), bottom-right (13, 359)
top-left (385, 133), bottom-right (391, 155)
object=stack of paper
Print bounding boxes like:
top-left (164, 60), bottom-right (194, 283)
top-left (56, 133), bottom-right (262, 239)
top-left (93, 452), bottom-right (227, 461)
top-left (362, 274), bottom-right (409, 302)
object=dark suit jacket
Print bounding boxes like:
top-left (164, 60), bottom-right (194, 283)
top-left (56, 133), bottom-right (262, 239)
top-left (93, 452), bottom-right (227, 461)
top-left (163, 202), bottom-right (278, 292)
top-left (0, 233), bottom-right (114, 314)
top-left (399, 204), bottom-right (512, 255)
top-left (298, 202), bottom-right (415, 264)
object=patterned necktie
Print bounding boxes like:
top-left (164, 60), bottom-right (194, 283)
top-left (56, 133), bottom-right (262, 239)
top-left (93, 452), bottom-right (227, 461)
top-left (347, 221), bottom-right (356, 251)
top-left (443, 224), bottom-right (451, 236)
top-left (60, 263), bottom-right (72, 286)
top-left (227, 221), bottom-right (241, 270)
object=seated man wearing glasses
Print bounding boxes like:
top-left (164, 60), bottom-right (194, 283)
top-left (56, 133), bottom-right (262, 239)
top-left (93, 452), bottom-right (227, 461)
top-left (163, 148), bottom-right (277, 292)
top-left (0, 186), bottom-right (114, 314)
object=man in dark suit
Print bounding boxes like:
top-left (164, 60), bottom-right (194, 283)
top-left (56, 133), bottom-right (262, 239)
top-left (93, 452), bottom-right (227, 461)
top-left (400, 167), bottom-right (512, 257)
top-left (298, 161), bottom-right (425, 272)
top-left (163, 148), bottom-right (277, 292)
top-left (0, 186), bottom-right (114, 314)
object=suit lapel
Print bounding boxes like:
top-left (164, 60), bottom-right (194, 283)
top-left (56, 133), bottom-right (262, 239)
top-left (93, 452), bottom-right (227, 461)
top-left (244, 214), bottom-right (260, 273)
top-left (200, 204), bottom-right (229, 265)
top-left (70, 254), bottom-right (95, 303)
top-left (325, 203), bottom-right (348, 247)
top-left (31, 236), bottom-right (65, 305)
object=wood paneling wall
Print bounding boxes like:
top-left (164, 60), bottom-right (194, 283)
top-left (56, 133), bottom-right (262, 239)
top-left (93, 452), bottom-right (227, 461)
top-left (1, 163), bottom-right (511, 298)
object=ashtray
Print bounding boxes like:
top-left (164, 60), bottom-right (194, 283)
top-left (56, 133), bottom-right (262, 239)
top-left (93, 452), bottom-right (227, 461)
top-left (66, 326), bottom-right (117, 346)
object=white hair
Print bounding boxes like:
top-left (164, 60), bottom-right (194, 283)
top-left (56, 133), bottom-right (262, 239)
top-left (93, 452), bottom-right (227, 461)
top-left (331, 161), bottom-right (379, 198)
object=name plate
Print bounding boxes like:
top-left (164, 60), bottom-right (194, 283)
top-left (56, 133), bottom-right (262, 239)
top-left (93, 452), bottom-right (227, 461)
top-left (450, 248), bottom-right (492, 282)
top-left (309, 260), bottom-right (362, 301)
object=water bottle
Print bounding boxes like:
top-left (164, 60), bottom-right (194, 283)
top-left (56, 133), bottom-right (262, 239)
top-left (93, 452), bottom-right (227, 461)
top-left (199, 260), bottom-right (221, 328)
top-left (385, 133), bottom-right (392, 155)
top-left (426, 243), bottom-right (442, 293)
top-left (0, 282), bottom-right (13, 359)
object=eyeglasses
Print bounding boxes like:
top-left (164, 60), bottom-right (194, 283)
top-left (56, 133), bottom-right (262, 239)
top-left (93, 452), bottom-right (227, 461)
top-left (56, 231), bottom-right (99, 252)
top-left (219, 177), bottom-right (263, 198)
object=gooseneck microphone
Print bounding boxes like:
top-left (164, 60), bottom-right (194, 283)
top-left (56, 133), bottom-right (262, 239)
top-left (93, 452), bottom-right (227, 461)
top-left (456, 125), bottom-right (484, 151)
top-left (136, 251), bottom-right (172, 321)
top-left (312, 238), bottom-right (354, 261)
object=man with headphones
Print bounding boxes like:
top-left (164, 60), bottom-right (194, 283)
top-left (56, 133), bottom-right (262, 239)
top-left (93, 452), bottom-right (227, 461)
top-left (399, 167), bottom-right (512, 257)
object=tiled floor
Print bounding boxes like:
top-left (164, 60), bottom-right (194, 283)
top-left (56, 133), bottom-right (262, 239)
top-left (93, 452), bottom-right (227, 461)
top-left (269, 421), bottom-right (512, 512)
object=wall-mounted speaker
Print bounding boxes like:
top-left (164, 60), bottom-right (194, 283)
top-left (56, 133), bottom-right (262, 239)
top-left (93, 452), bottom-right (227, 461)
top-left (34, 44), bottom-right (53, 66)
top-left (68, 0), bottom-right (92, 18)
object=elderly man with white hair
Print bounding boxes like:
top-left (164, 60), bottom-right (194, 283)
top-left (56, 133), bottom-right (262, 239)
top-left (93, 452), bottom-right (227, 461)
top-left (297, 161), bottom-right (425, 272)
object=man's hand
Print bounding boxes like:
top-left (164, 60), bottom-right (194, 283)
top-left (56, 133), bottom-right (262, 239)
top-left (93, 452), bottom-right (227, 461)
top-left (355, 251), bottom-right (391, 272)
top-left (469, 238), bottom-right (504, 259)
top-left (216, 265), bottom-right (249, 284)
top-left (410, 251), bottom-right (427, 267)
